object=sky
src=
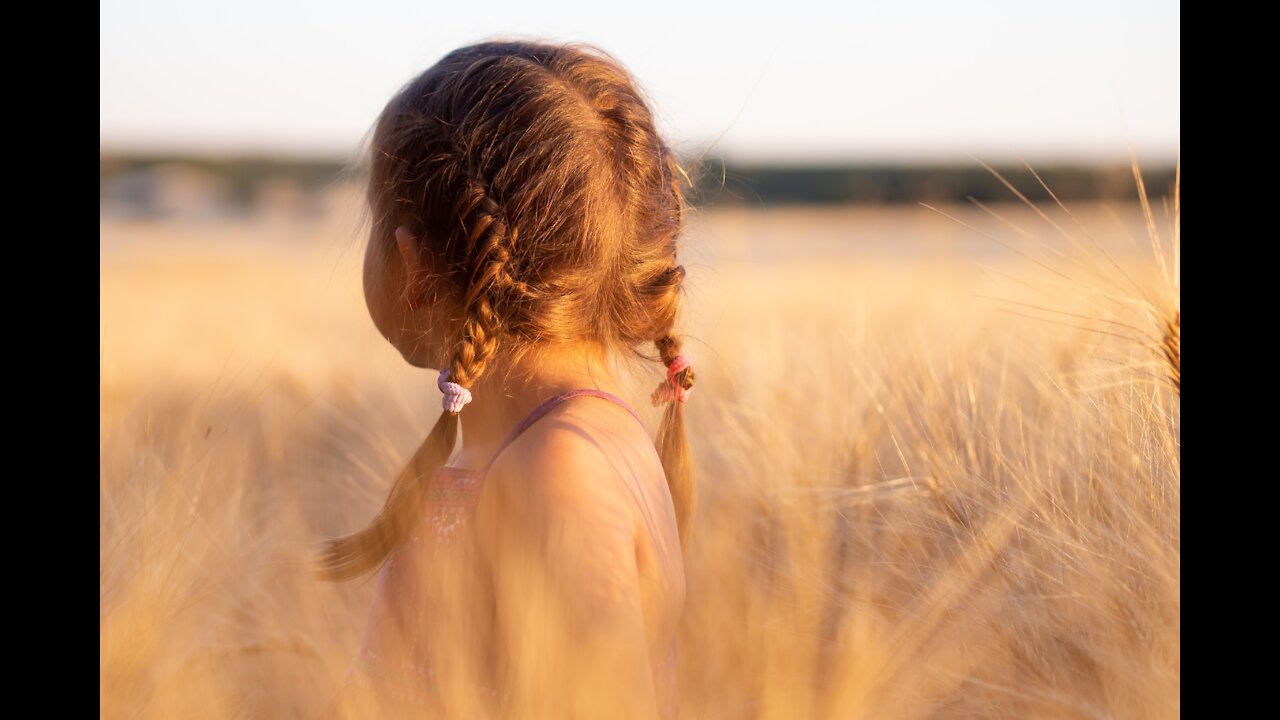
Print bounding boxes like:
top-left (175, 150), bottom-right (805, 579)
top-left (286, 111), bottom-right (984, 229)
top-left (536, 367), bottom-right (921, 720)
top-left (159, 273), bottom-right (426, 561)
top-left (100, 0), bottom-right (1179, 164)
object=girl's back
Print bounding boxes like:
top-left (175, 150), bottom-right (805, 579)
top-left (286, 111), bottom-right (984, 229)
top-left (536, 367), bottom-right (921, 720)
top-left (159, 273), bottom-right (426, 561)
top-left (481, 391), bottom-right (687, 716)
top-left (333, 390), bottom-right (685, 718)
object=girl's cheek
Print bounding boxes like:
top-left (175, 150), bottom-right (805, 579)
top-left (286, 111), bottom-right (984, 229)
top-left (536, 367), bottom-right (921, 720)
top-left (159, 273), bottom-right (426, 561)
top-left (363, 251), bottom-right (399, 344)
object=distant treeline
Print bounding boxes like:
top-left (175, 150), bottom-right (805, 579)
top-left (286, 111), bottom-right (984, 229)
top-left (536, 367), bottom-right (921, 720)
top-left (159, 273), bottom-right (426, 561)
top-left (685, 160), bottom-right (1176, 206)
top-left (100, 152), bottom-right (1176, 219)
top-left (101, 153), bottom-right (353, 214)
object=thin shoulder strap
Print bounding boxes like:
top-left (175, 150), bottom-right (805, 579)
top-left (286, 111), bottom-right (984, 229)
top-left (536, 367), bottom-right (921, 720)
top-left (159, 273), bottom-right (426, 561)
top-left (480, 389), bottom-right (647, 477)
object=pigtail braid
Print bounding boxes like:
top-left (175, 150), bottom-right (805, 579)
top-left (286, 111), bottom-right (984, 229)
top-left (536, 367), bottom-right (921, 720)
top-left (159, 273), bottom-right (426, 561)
top-left (449, 175), bottom-right (514, 386)
top-left (316, 412), bottom-right (459, 581)
top-left (655, 334), bottom-right (696, 547)
top-left (317, 173), bottom-right (521, 581)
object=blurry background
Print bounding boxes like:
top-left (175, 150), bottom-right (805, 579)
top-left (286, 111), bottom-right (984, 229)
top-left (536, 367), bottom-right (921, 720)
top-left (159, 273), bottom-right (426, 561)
top-left (102, 0), bottom-right (1178, 216)
top-left (101, 3), bottom-right (1179, 718)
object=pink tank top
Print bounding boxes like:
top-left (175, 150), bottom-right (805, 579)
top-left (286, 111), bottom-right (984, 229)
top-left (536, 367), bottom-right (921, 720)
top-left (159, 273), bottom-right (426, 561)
top-left (330, 389), bottom-right (650, 716)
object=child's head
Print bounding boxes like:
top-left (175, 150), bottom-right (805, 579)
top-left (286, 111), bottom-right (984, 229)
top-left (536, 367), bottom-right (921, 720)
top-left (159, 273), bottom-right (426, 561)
top-left (324, 41), bottom-right (695, 580)
top-left (361, 40), bottom-right (687, 384)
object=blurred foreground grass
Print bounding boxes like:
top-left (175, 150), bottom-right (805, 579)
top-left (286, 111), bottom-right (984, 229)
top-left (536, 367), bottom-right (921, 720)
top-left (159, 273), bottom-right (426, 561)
top-left (100, 202), bottom-right (1179, 719)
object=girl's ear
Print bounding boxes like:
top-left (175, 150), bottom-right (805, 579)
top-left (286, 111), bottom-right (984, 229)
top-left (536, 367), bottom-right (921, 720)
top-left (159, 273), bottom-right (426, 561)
top-left (394, 225), bottom-right (433, 308)
top-left (394, 225), bottom-right (425, 277)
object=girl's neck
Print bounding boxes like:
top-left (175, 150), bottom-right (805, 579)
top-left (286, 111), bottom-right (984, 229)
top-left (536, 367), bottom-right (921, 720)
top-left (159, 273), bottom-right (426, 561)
top-left (451, 342), bottom-right (622, 470)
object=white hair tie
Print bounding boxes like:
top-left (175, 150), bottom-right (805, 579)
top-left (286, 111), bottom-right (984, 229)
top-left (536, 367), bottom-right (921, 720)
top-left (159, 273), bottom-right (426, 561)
top-left (437, 369), bottom-right (473, 414)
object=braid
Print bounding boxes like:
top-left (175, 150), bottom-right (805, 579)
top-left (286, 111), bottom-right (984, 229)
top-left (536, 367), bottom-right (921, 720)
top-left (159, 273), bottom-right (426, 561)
top-left (448, 173), bottom-right (524, 387)
top-left (655, 332), bottom-right (695, 399)
top-left (655, 330), bottom-right (696, 546)
top-left (316, 166), bottom-right (523, 582)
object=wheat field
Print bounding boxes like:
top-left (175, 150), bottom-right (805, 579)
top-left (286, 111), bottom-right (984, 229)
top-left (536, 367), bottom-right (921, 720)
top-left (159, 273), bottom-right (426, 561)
top-left (100, 188), bottom-right (1180, 718)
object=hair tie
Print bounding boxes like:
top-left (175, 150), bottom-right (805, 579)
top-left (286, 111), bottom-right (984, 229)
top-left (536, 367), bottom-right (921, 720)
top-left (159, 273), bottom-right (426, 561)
top-left (437, 369), bottom-right (473, 414)
top-left (651, 355), bottom-right (693, 406)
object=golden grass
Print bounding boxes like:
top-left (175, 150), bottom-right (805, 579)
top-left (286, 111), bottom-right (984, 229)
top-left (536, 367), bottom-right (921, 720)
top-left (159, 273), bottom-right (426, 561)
top-left (100, 199), bottom-right (1179, 719)
top-left (1160, 311), bottom-right (1180, 395)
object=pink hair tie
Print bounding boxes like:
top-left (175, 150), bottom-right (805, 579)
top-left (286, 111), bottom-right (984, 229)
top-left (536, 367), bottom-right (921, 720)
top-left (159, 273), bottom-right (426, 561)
top-left (437, 369), bottom-right (473, 414)
top-left (651, 355), bottom-right (693, 406)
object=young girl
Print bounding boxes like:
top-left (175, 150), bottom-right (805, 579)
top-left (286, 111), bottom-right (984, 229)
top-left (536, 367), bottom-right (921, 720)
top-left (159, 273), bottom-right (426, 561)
top-left (319, 41), bottom-right (696, 719)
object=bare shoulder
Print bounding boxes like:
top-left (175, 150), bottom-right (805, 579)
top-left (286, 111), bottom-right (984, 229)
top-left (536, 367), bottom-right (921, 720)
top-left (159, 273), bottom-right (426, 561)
top-left (476, 396), bottom-right (660, 557)
top-left (475, 397), bottom-right (669, 717)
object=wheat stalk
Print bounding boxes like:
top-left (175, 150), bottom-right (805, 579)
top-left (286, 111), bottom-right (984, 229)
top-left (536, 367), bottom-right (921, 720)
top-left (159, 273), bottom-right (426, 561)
top-left (1160, 309), bottom-right (1179, 394)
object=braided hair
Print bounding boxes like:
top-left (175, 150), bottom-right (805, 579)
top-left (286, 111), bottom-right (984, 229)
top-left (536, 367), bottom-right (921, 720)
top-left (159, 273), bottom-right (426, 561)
top-left (320, 41), bottom-right (696, 581)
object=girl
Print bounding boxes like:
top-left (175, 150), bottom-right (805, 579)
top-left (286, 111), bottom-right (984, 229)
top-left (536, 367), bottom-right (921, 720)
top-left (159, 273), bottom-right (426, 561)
top-left (319, 40), bottom-right (696, 720)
